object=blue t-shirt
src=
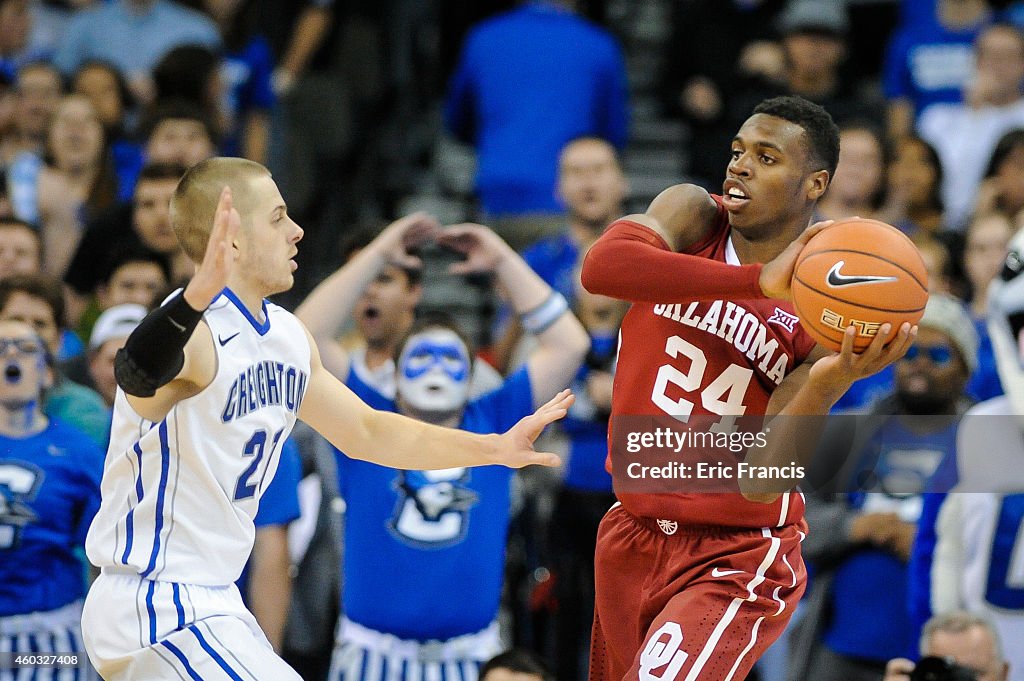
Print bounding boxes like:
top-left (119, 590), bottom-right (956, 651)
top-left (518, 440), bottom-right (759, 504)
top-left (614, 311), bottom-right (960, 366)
top-left (337, 368), bottom-right (533, 640)
top-left (883, 18), bottom-right (989, 114)
top-left (824, 418), bottom-right (958, 661)
top-left (444, 2), bottom-right (629, 215)
top-left (0, 420), bottom-right (103, 616)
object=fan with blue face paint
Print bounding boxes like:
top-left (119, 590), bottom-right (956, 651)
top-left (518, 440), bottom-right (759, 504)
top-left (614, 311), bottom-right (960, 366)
top-left (397, 328), bottom-right (472, 414)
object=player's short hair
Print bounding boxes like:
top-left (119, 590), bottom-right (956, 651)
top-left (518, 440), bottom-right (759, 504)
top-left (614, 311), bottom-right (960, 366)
top-left (752, 95), bottom-right (840, 178)
top-left (393, 312), bottom-right (476, 367)
top-left (171, 157), bottom-right (270, 262)
top-left (921, 611), bottom-right (1003, 662)
top-left (480, 650), bottom-right (552, 681)
top-left (0, 273), bottom-right (65, 328)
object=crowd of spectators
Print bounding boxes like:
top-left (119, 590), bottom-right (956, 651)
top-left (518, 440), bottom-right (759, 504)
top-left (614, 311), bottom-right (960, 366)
top-left (4, 1), bottom-right (1024, 680)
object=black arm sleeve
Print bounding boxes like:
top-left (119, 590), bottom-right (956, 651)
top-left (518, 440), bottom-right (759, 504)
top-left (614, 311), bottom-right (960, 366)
top-left (114, 291), bottom-right (206, 397)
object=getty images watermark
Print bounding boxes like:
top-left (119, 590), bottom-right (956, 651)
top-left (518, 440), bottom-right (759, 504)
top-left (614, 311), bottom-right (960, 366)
top-left (623, 426), bottom-right (805, 481)
top-left (610, 412), bottom-right (1024, 497)
top-left (611, 415), bottom-right (806, 494)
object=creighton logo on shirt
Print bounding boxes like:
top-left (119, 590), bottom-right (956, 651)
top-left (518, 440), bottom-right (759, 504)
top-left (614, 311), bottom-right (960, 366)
top-left (221, 361), bottom-right (308, 422)
top-left (0, 463), bottom-right (42, 550)
top-left (389, 469), bottom-right (479, 547)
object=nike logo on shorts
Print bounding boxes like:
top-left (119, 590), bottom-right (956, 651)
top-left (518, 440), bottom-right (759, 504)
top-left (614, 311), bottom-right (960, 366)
top-left (826, 261), bottom-right (897, 287)
top-left (710, 567), bottom-right (744, 578)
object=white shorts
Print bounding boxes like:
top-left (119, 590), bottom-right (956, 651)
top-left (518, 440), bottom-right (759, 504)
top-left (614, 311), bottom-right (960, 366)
top-left (0, 600), bottom-right (97, 681)
top-left (81, 571), bottom-right (301, 681)
top-left (328, 617), bottom-right (501, 681)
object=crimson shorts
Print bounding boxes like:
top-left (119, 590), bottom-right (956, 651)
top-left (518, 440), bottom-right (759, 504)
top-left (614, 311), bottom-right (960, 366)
top-left (589, 503), bottom-right (807, 681)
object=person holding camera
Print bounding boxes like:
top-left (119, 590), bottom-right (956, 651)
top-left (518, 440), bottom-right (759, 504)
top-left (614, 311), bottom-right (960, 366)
top-left (883, 612), bottom-right (1008, 681)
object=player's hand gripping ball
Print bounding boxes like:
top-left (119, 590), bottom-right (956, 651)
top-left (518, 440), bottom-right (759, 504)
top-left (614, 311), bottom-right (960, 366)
top-left (791, 218), bottom-right (929, 352)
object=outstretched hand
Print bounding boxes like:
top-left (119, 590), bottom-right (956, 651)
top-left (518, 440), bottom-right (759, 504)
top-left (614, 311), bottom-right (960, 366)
top-left (438, 223), bottom-right (511, 275)
top-left (759, 219), bottom-right (833, 300)
top-left (493, 389), bottom-right (575, 468)
top-left (184, 187), bottom-right (240, 310)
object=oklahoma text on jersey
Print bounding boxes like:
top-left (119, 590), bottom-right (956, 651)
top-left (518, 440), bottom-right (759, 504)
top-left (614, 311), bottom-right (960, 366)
top-left (651, 300), bottom-right (791, 385)
top-left (221, 361), bottom-right (308, 422)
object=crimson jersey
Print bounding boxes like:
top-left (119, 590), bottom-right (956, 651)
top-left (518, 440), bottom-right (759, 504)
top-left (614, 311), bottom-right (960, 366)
top-left (609, 197), bottom-right (816, 528)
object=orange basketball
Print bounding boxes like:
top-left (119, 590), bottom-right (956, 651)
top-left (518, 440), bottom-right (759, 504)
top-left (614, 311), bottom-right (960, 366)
top-left (791, 218), bottom-right (929, 352)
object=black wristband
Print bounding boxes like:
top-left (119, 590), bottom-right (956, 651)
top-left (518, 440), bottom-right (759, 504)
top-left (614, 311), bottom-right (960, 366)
top-left (114, 290), bottom-right (206, 397)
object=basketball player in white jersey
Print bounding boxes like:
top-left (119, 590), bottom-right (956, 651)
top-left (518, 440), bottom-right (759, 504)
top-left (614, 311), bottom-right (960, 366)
top-left (80, 157), bottom-right (573, 681)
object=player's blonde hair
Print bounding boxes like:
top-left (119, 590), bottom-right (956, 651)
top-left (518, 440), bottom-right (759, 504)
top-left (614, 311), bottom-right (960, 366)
top-left (170, 157), bottom-right (270, 263)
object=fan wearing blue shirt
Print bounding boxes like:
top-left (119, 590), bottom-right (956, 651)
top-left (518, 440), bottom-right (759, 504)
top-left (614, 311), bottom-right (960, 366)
top-left (444, 0), bottom-right (628, 248)
top-left (882, 0), bottom-right (991, 139)
top-left (0, 319), bottom-right (103, 679)
top-left (297, 217), bottom-right (589, 681)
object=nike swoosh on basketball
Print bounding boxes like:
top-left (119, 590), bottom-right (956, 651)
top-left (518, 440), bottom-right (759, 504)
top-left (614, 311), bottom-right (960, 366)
top-left (218, 332), bottom-right (241, 346)
top-left (825, 261), bottom-right (898, 288)
top-left (710, 568), bottom-right (744, 578)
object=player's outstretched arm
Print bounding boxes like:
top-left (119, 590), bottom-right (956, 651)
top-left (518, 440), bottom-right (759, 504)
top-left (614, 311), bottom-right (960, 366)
top-left (439, 223), bottom-right (590, 406)
top-left (298, 327), bottom-right (571, 469)
top-left (114, 187), bottom-right (240, 422)
top-left (295, 213), bottom-right (440, 380)
top-left (581, 184), bottom-right (765, 304)
top-left (740, 322), bottom-right (917, 502)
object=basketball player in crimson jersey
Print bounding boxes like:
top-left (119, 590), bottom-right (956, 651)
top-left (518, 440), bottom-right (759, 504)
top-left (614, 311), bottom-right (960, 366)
top-left (581, 95), bottom-right (917, 681)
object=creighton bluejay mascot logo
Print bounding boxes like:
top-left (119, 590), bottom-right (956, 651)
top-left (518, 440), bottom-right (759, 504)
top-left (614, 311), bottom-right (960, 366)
top-left (0, 463), bottom-right (42, 550)
top-left (389, 469), bottom-right (479, 548)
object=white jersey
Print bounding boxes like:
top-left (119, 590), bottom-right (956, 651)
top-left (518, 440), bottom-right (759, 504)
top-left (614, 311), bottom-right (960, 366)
top-left (932, 396), bottom-right (1024, 680)
top-left (85, 290), bottom-right (312, 586)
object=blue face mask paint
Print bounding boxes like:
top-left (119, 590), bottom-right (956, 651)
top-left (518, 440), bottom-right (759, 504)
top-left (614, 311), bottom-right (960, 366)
top-left (397, 329), bottom-right (471, 413)
top-left (400, 339), bottom-right (470, 383)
